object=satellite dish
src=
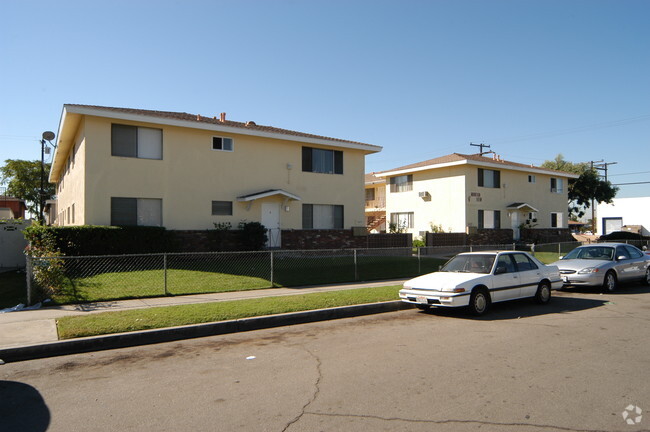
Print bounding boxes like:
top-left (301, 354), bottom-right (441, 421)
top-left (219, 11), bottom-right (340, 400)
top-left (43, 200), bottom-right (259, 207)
top-left (42, 131), bottom-right (55, 141)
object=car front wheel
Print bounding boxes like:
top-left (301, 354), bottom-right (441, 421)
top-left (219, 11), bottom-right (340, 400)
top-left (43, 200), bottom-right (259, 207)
top-left (603, 271), bottom-right (617, 292)
top-left (535, 281), bottom-right (552, 304)
top-left (469, 288), bottom-right (490, 316)
top-left (644, 267), bottom-right (650, 286)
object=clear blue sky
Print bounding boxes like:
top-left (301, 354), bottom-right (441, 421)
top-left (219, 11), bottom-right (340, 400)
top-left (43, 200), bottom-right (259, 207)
top-left (1, 0), bottom-right (648, 198)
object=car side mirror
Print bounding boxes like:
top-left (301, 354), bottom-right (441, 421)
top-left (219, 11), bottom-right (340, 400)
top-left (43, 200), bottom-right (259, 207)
top-left (495, 265), bottom-right (507, 275)
top-left (617, 255), bottom-right (627, 261)
top-left (559, 255), bottom-right (564, 260)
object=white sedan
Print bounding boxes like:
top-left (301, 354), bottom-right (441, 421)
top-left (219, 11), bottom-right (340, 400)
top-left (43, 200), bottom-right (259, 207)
top-left (399, 251), bottom-right (563, 316)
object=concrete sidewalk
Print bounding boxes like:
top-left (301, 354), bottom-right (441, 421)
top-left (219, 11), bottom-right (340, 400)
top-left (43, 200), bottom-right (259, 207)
top-left (0, 279), bottom-right (408, 355)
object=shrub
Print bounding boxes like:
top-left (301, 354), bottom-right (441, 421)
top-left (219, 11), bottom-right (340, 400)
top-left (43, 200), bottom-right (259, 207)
top-left (23, 225), bottom-right (172, 256)
top-left (238, 221), bottom-right (268, 250)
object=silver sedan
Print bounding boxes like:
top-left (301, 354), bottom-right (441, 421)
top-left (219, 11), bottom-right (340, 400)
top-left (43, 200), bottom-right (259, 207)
top-left (552, 243), bottom-right (650, 292)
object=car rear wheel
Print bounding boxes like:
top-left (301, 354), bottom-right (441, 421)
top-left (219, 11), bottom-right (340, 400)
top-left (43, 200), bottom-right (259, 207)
top-left (469, 288), bottom-right (490, 316)
top-left (534, 281), bottom-right (552, 304)
top-left (603, 271), bottom-right (617, 292)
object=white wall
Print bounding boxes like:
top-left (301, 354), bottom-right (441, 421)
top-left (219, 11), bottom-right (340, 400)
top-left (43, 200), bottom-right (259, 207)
top-left (0, 219), bottom-right (31, 269)
top-left (597, 197), bottom-right (650, 236)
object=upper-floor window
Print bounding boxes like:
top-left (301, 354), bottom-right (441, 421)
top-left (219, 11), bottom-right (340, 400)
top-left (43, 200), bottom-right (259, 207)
top-left (302, 147), bottom-right (343, 174)
top-left (112, 124), bottom-right (163, 160)
top-left (212, 136), bottom-right (233, 151)
top-left (389, 175), bottom-right (413, 193)
top-left (365, 188), bottom-right (375, 201)
top-left (478, 168), bottom-right (500, 188)
top-left (528, 175), bottom-right (536, 183)
top-left (550, 178), bottom-right (564, 193)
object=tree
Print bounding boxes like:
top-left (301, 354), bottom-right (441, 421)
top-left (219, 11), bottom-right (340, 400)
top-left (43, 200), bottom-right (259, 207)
top-left (541, 154), bottom-right (618, 218)
top-left (0, 159), bottom-right (55, 221)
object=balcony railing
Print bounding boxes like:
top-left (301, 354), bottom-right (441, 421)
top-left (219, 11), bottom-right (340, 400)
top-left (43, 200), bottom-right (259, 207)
top-left (365, 199), bottom-right (386, 210)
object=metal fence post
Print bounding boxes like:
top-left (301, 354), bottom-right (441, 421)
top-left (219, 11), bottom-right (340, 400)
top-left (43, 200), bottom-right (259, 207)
top-left (163, 253), bottom-right (169, 296)
top-left (26, 255), bottom-right (33, 306)
top-left (354, 249), bottom-right (359, 281)
top-left (417, 247), bottom-right (421, 274)
top-left (270, 251), bottom-right (274, 287)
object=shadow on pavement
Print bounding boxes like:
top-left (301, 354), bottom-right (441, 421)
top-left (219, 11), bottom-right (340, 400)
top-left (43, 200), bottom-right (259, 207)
top-left (419, 294), bottom-right (610, 321)
top-left (560, 283), bottom-right (650, 296)
top-left (0, 381), bottom-right (50, 432)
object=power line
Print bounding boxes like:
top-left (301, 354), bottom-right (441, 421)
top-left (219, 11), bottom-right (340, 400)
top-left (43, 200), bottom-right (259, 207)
top-left (489, 113), bottom-right (650, 145)
top-left (612, 181), bottom-right (650, 186)
top-left (609, 170), bottom-right (650, 177)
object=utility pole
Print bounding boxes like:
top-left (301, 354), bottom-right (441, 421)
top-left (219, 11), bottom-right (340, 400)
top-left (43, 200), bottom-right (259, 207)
top-left (470, 142), bottom-right (491, 155)
top-left (588, 160), bottom-right (617, 234)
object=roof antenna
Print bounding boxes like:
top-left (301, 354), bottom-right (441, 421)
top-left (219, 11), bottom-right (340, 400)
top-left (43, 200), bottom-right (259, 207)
top-left (470, 142), bottom-right (492, 156)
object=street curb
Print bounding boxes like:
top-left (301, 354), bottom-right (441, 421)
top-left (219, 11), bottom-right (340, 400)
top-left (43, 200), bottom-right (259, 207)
top-left (0, 301), bottom-right (413, 363)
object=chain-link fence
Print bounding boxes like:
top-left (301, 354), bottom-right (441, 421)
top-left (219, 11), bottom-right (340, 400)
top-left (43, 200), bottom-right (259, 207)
top-left (25, 242), bottom-right (588, 305)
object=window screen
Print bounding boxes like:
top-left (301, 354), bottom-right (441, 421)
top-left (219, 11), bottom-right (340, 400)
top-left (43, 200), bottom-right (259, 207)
top-left (212, 201), bottom-right (233, 215)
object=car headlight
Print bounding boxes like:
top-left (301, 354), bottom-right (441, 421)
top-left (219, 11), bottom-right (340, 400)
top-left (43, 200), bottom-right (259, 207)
top-left (578, 267), bottom-right (600, 274)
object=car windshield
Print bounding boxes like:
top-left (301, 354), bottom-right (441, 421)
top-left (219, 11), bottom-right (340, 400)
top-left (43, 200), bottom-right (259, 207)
top-left (563, 246), bottom-right (615, 261)
top-left (441, 254), bottom-right (495, 274)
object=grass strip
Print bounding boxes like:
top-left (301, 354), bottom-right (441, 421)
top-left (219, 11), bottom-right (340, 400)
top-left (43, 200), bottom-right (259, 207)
top-left (56, 285), bottom-right (402, 339)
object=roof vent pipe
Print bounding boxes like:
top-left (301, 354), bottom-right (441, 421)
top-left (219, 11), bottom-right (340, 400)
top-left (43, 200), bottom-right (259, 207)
top-left (220, 112), bottom-right (226, 122)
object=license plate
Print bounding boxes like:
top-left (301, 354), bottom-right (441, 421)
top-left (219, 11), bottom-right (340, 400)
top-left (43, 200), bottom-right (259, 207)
top-left (416, 296), bottom-right (429, 304)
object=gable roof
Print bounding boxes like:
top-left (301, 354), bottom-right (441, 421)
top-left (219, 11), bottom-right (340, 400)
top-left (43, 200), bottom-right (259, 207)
top-left (51, 104), bottom-right (381, 181)
top-left (375, 153), bottom-right (579, 178)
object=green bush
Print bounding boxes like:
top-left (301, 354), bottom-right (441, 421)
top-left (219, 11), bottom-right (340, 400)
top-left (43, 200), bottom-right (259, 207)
top-left (23, 225), bottom-right (172, 256)
top-left (238, 221), bottom-right (268, 251)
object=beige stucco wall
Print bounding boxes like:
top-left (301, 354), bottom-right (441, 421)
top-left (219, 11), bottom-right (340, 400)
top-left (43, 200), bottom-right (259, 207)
top-left (55, 121), bottom-right (86, 226)
top-left (384, 163), bottom-right (571, 238)
top-left (385, 166), bottom-right (467, 237)
top-left (63, 116), bottom-right (367, 230)
top-left (464, 166), bottom-right (569, 230)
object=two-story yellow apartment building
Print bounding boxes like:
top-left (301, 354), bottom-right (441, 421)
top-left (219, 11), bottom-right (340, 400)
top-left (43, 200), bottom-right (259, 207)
top-left (50, 105), bottom-right (381, 246)
top-left (372, 153), bottom-right (578, 240)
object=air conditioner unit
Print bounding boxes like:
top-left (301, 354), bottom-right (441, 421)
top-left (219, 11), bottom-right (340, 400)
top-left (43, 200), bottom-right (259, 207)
top-left (418, 191), bottom-right (430, 198)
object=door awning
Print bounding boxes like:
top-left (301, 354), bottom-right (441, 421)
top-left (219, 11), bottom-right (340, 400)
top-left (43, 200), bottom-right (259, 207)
top-left (237, 189), bottom-right (301, 202)
top-left (506, 202), bottom-right (539, 213)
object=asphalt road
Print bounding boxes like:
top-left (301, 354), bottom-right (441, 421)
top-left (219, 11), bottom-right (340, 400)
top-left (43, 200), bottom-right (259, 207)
top-left (2, 285), bottom-right (650, 432)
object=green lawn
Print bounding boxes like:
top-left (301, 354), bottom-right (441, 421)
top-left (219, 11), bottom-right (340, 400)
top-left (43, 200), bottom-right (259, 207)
top-left (56, 285), bottom-right (402, 339)
top-left (46, 255), bottom-right (445, 305)
top-left (531, 252), bottom-right (562, 264)
top-left (0, 270), bottom-right (27, 308)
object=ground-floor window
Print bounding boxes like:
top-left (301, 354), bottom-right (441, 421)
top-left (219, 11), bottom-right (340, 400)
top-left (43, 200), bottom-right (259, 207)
top-left (551, 212), bottom-right (563, 228)
top-left (478, 209), bottom-right (501, 229)
top-left (390, 212), bottom-right (414, 230)
top-left (302, 204), bottom-right (344, 229)
top-left (111, 197), bottom-right (162, 227)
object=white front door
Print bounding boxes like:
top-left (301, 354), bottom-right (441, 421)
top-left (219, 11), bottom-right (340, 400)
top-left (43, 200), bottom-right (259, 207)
top-left (511, 211), bottom-right (520, 240)
top-left (261, 202), bottom-right (281, 248)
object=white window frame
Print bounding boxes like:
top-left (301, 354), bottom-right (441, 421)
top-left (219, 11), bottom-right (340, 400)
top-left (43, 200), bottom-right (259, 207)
top-left (528, 175), bottom-right (536, 183)
top-left (390, 212), bottom-right (414, 229)
top-left (212, 136), bottom-right (234, 152)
